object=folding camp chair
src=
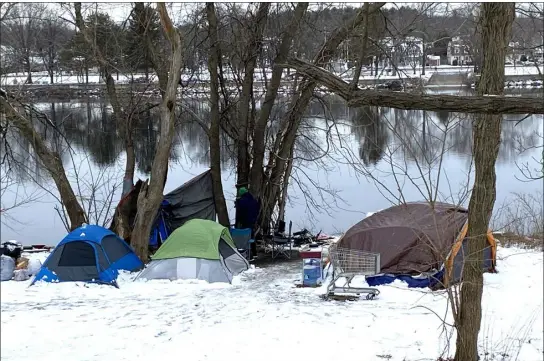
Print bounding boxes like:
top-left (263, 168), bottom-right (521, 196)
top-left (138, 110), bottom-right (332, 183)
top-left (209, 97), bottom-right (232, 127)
top-left (271, 221), bottom-right (292, 260)
top-left (229, 228), bottom-right (255, 261)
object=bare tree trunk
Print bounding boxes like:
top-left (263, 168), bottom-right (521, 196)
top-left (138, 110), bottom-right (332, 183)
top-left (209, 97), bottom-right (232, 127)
top-left (133, 2), bottom-right (169, 96)
top-left (453, 4), bottom-right (515, 361)
top-left (130, 3), bottom-right (184, 261)
top-left (249, 2), bottom-right (308, 197)
top-left (123, 127), bottom-right (136, 195)
top-left (25, 57), bottom-right (32, 84)
top-left (421, 46), bottom-right (426, 76)
top-left (236, 3), bottom-right (270, 187)
top-left (74, 3), bottom-right (135, 192)
top-left (1, 96), bottom-right (87, 229)
top-left (349, 2), bottom-right (370, 90)
top-left (259, 3), bottom-right (385, 228)
top-left (206, 2), bottom-right (229, 227)
top-left (282, 57), bottom-right (544, 114)
top-left (277, 142), bottom-right (295, 222)
top-left (75, 2), bottom-right (140, 241)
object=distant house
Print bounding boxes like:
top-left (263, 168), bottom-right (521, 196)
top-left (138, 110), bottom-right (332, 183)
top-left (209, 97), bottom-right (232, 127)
top-left (507, 41), bottom-right (524, 63)
top-left (426, 55), bottom-right (440, 67)
top-left (509, 41), bottom-right (543, 63)
top-left (533, 46), bottom-right (544, 63)
top-left (447, 37), bottom-right (472, 66)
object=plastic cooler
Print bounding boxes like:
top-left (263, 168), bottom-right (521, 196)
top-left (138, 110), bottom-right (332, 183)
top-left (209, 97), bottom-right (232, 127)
top-left (300, 249), bottom-right (323, 287)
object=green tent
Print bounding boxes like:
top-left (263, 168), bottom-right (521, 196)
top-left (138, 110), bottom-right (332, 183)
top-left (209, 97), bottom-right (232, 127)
top-left (136, 219), bottom-right (249, 283)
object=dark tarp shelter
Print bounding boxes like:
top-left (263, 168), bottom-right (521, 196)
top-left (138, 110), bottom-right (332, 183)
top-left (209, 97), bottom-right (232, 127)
top-left (110, 170), bottom-right (216, 248)
top-left (149, 170), bottom-right (216, 248)
top-left (338, 202), bottom-right (496, 288)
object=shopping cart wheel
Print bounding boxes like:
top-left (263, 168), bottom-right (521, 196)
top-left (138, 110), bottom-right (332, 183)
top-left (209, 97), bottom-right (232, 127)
top-left (366, 293), bottom-right (376, 300)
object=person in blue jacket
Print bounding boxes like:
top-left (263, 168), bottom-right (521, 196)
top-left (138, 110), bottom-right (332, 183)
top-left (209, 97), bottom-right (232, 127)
top-left (235, 186), bottom-right (260, 256)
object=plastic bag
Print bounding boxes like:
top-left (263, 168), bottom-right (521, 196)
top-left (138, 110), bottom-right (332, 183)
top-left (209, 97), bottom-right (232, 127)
top-left (1, 255), bottom-right (15, 281)
top-left (27, 258), bottom-right (42, 276)
top-left (13, 269), bottom-right (29, 281)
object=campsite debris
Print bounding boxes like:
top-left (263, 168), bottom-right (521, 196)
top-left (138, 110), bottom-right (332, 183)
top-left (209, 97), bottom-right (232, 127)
top-left (1, 241), bottom-right (23, 260)
top-left (1, 255), bottom-right (15, 281)
top-left (16, 257), bottom-right (29, 270)
top-left (26, 258), bottom-right (42, 276)
top-left (292, 228), bottom-right (334, 247)
top-left (300, 249), bottom-right (324, 287)
top-left (13, 269), bottom-right (29, 281)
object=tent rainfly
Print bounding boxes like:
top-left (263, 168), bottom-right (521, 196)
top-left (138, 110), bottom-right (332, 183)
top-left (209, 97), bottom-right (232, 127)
top-left (337, 202), bottom-right (496, 288)
top-left (135, 219), bottom-right (249, 284)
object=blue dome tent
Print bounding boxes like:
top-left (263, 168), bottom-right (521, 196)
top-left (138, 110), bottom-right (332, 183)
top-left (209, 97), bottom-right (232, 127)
top-left (31, 225), bottom-right (144, 287)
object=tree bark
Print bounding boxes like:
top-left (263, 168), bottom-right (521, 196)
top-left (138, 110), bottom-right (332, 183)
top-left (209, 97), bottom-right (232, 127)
top-left (280, 57), bottom-right (544, 115)
top-left (129, 3), bottom-right (184, 261)
top-left (133, 2), bottom-right (168, 97)
top-left (249, 2), bottom-right (308, 197)
top-left (453, 4), bottom-right (515, 361)
top-left (1, 95), bottom-right (87, 230)
top-left (206, 2), bottom-right (230, 227)
top-left (236, 3), bottom-right (270, 187)
top-left (349, 2), bottom-right (370, 90)
top-left (25, 56), bottom-right (32, 84)
top-left (277, 142), bottom-right (295, 222)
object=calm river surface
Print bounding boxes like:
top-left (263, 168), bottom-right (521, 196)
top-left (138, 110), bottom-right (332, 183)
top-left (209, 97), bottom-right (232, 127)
top-left (1, 89), bottom-right (543, 244)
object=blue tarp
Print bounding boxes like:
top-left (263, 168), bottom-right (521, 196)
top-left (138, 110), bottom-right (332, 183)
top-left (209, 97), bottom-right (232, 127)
top-left (366, 268), bottom-right (445, 289)
top-left (149, 200), bottom-right (171, 248)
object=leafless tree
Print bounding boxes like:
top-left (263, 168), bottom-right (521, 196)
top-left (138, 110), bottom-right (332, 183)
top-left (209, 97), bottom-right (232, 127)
top-left (0, 3), bottom-right (17, 22)
top-left (54, 155), bottom-right (121, 230)
top-left (0, 91), bottom-right (88, 228)
top-left (205, 2), bottom-right (230, 226)
top-left (35, 10), bottom-right (72, 84)
top-left (513, 129), bottom-right (543, 182)
top-left (0, 169), bottom-right (44, 230)
top-left (453, 4), bottom-right (516, 361)
top-left (255, 4), bottom-right (387, 232)
top-left (129, 3), bottom-right (185, 261)
top-left (68, 3), bottom-right (137, 199)
top-left (0, 3), bottom-right (47, 84)
top-left (276, 3), bottom-right (539, 361)
top-left (492, 191), bottom-right (544, 244)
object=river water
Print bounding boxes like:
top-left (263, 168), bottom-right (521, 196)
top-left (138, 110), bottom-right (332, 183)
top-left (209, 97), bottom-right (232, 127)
top-left (1, 90), bottom-right (542, 244)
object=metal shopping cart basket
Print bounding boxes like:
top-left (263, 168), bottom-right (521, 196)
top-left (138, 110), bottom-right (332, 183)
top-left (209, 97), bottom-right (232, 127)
top-left (324, 244), bottom-right (381, 301)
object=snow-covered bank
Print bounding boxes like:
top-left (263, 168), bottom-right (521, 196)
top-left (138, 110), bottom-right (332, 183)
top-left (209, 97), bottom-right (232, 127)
top-left (1, 246), bottom-right (542, 361)
top-left (2, 64), bottom-right (542, 87)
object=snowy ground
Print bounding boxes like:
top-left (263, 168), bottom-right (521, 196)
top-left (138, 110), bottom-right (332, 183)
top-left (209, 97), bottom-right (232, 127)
top-left (1, 246), bottom-right (542, 361)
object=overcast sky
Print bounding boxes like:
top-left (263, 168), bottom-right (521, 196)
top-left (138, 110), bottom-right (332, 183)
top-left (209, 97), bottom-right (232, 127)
top-left (48, 2), bottom-right (435, 24)
top-left (42, 2), bottom-right (543, 25)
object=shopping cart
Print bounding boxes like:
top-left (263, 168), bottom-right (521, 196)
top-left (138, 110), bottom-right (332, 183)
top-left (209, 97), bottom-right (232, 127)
top-left (325, 244), bottom-right (381, 300)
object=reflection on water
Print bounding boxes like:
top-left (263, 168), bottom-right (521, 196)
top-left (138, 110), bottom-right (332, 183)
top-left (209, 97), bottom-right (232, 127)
top-left (1, 95), bottom-right (543, 244)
